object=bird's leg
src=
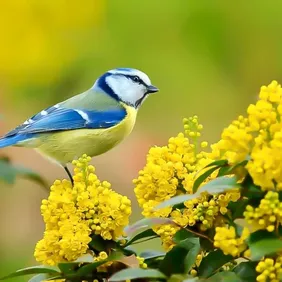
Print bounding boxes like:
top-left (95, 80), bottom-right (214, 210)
top-left (64, 165), bottom-right (74, 186)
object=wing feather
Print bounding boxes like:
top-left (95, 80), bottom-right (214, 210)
top-left (4, 107), bottom-right (127, 136)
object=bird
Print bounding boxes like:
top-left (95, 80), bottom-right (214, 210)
top-left (0, 68), bottom-right (159, 183)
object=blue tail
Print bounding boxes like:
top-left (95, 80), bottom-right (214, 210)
top-left (0, 134), bottom-right (33, 148)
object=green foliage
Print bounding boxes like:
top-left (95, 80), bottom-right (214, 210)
top-left (2, 123), bottom-right (282, 282)
top-left (109, 268), bottom-right (167, 281)
top-left (0, 266), bottom-right (59, 280)
top-left (197, 250), bottom-right (233, 278)
top-left (157, 175), bottom-right (240, 209)
top-left (247, 230), bottom-right (282, 260)
top-left (0, 156), bottom-right (48, 189)
top-left (233, 262), bottom-right (257, 282)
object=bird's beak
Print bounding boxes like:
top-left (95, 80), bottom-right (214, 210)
top-left (146, 85), bottom-right (159, 94)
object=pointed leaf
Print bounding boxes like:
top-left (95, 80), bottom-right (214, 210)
top-left (109, 268), bottom-right (166, 281)
top-left (0, 266), bottom-right (60, 280)
top-left (28, 274), bottom-right (62, 282)
top-left (204, 160), bottom-right (228, 168)
top-left (158, 176), bottom-right (239, 209)
top-left (173, 229), bottom-right (195, 243)
top-left (197, 176), bottom-right (240, 194)
top-left (124, 217), bottom-right (176, 236)
top-left (234, 261), bottom-right (257, 282)
top-left (198, 249), bottom-right (233, 278)
top-left (139, 250), bottom-right (166, 260)
top-left (0, 159), bottom-right (48, 189)
top-left (58, 262), bottom-right (80, 274)
top-left (15, 166), bottom-right (48, 189)
top-left (124, 228), bottom-right (157, 246)
top-left (74, 253), bottom-right (95, 263)
top-left (156, 194), bottom-right (198, 209)
top-left (206, 272), bottom-right (240, 281)
top-left (181, 239), bottom-right (201, 273)
top-left (159, 238), bottom-right (200, 275)
top-left (249, 238), bottom-right (282, 260)
top-left (193, 166), bottom-right (221, 193)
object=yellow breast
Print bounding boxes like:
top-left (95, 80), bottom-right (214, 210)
top-left (36, 104), bottom-right (138, 164)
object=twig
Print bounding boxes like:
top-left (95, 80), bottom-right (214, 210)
top-left (185, 227), bottom-right (214, 243)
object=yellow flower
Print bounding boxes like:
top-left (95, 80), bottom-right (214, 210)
top-left (214, 226), bottom-right (249, 257)
top-left (34, 154), bottom-right (131, 265)
top-left (213, 80), bottom-right (282, 191)
top-left (244, 191), bottom-right (282, 232)
top-left (137, 256), bottom-right (148, 269)
top-left (134, 116), bottom-right (241, 249)
top-left (256, 257), bottom-right (282, 282)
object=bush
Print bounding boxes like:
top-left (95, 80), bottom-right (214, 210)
top-left (2, 80), bottom-right (282, 282)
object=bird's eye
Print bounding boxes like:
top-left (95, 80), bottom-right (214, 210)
top-left (132, 76), bottom-right (141, 83)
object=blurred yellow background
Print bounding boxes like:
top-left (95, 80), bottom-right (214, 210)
top-left (1, 1), bottom-right (282, 280)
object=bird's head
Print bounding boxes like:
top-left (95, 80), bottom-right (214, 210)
top-left (93, 68), bottom-right (159, 108)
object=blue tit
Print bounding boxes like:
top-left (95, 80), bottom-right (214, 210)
top-left (0, 68), bottom-right (159, 181)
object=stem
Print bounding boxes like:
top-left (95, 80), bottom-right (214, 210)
top-left (185, 227), bottom-right (214, 243)
top-left (242, 256), bottom-right (251, 261)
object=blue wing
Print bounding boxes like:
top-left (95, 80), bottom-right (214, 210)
top-left (0, 106), bottom-right (127, 148)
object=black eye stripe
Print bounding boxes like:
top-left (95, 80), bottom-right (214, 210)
top-left (124, 75), bottom-right (147, 87)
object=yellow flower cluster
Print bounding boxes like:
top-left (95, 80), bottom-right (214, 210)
top-left (34, 155), bottom-right (131, 265)
top-left (137, 256), bottom-right (148, 269)
top-left (93, 251), bottom-right (113, 272)
top-left (134, 117), bottom-right (240, 250)
top-left (244, 191), bottom-right (282, 232)
top-left (256, 257), bottom-right (282, 282)
top-left (214, 226), bottom-right (249, 257)
top-left (215, 81), bottom-right (282, 190)
top-left (190, 253), bottom-right (204, 277)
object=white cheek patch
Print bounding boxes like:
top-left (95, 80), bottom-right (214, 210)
top-left (106, 76), bottom-right (145, 106)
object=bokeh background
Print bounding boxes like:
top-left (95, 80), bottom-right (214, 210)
top-left (1, 1), bottom-right (282, 280)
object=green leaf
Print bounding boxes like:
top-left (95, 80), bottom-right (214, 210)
top-left (159, 247), bottom-right (190, 276)
top-left (0, 160), bottom-right (48, 189)
top-left (74, 253), bottom-right (95, 263)
top-left (173, 229), bottom-right (195, 243)
top-left (234, 261), bottom-right (257, 282)
top-left (159, 238), bottom-right (200, 276)
top-left (0, 160), bottom-right (19, 184)
top-left (157, 176), bottom-right (240, 209)
top-left (28, 274), bottom-right (63, 282)
top-left (180, 238), bottom-right (201, 273)
top-left (247, 230), bottom-right (282, 260)
top-left (15, 166), bottom-right (48, 189)
top-left (124, 217), bottom-right (176, 236)
top-left (249, 238), bottom-right (282, 260)
top-left (156, 194), bottom-right (198, 209)
top-left (109, 268), bottom-right (166, 281)
top-left (193, 166), bottom-right (221, 193)
top-left (0, 266), bottom-right (60, 280)
top-left (124, 228), bottom-right (157, 247)
top-left (228, 199), bottom-right (249, 220)
top-left (89, 235), bottom-right (119, 252)
top-left (197, 175), bottom-right (240, 194)
top-left (218, 165), bottom-right (231, 177)
top-left (218, 160), bottom-right (248, 177)
top-left (57, 262), bottom-right (80, 274)
top-left (198, 249), bottom-right (233, 278)
top-left (206, 271), bottom-right (241, 282)
top-left (139, 250), bottom-right (166, 260)
top-left (204, 160), bottom-right (228, 168)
